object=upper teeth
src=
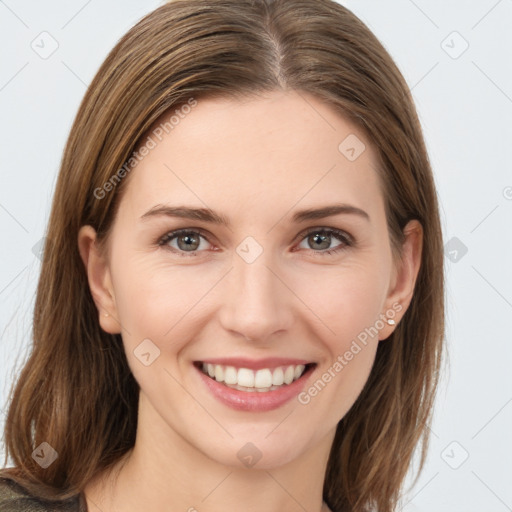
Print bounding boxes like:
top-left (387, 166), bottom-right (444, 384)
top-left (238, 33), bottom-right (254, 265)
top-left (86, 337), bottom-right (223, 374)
top-left (202, 363), bottom-right (306, 388)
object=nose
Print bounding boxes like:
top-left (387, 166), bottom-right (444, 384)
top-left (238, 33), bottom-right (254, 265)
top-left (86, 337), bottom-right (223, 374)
top-left (218, 249), bottom-right (295, 343)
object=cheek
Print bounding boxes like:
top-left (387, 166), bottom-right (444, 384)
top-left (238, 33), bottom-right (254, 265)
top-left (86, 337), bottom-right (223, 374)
top-left (294, 265), bottom-right (384, 422)
top-left (290, 257), bottom-right (390, 343)
top-left (110, 255), bottom-right (218, 348)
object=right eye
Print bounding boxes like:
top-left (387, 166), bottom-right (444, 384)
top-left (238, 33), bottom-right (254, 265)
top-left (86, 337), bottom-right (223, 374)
top-left (157, 229), bottom-right (214, 256)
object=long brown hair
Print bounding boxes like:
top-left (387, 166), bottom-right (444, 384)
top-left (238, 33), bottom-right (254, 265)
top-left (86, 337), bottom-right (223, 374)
top-left (1, 1), bottom-right (444, 510)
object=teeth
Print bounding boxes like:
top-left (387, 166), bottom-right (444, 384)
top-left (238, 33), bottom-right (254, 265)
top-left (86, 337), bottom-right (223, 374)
top-left (237, 368), bottom-right (254, 387)
top-left (254, 369), bottom-right (272, 388)
top-left (272, 367), bottom-right (284, 386)
top-left (284, 365), bottom-right (294, 385)
top-left (202, 362), bottom-right (308, 390)
top-left (294, 365), bottom-right (305, 379)
top-left (224, 366), bottom-right (237, 385)
top-left (214, 364), bottom-right (224, 382)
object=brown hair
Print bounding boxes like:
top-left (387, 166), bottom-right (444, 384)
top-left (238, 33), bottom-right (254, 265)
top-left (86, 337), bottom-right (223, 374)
top-left (1, 1), bottom-right (444, 511)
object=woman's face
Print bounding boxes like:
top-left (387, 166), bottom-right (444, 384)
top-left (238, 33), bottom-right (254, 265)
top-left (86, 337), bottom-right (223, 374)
top-left (81, 90), bottom-right (419, 470)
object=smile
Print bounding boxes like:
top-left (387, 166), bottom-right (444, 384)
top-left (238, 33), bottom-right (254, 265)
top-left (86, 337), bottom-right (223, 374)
top-left (196, 362), bottom-right (313, 392)
top-left (193, 360), bottom-right (317, 412)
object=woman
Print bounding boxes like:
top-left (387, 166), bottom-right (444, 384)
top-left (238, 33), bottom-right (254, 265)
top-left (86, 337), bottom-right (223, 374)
top-left (0, 0), bottom-right (444, 511)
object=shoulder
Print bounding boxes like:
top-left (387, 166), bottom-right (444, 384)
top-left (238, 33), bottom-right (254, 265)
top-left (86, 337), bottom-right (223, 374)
top-left (0, 476), bottom-right (84, 512)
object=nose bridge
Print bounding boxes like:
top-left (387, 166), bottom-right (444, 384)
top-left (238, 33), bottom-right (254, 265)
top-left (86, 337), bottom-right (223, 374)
top-left (219, 242), bottom-right (293, 341)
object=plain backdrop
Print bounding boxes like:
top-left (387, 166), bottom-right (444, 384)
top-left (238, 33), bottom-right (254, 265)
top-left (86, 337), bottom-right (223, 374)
top-left (1, 1), bottom-right (511, 511)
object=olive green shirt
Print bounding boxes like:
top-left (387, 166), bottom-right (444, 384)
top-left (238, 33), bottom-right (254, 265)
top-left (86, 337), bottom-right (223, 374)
top-left (0, 477), bottom-right (87, 511)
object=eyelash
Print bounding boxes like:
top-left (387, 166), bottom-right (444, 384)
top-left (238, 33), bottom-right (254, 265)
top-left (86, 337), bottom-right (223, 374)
top-left (156, 227), bottom-right (354, 258)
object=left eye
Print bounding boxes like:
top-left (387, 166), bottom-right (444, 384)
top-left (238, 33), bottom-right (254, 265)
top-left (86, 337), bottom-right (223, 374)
top-left (157, 227), bottom-right (352, 257)
top-left (296, 228), bottom-right (351, 254)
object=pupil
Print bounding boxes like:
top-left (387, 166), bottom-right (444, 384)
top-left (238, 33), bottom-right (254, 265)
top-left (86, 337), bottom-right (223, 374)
top-left (312, 233), bottom-right (329, 249)
top-left (180, 234), bottom-right (198, 251)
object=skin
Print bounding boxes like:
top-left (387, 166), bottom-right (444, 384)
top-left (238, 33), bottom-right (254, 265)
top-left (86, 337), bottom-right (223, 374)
top-left (78, 89), bottom-right (422, 512)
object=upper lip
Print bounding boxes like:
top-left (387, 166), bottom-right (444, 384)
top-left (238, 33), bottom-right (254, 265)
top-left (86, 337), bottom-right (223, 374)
top-left (195, 357), bottom-right (314, 371)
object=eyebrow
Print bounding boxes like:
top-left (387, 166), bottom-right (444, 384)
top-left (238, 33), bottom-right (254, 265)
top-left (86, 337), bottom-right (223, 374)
top-left (140, 203), bottom-right (370, 226)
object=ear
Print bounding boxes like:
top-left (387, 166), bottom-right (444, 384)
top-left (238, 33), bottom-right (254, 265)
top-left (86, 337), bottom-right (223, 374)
top-left (379, 219), bottom-right (423, 341)
top-left (78, 225), bottom-right (121, 334)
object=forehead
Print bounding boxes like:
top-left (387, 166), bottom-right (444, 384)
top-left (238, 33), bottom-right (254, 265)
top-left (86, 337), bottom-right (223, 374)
top-left (120, 90), bottom-right (384, 223)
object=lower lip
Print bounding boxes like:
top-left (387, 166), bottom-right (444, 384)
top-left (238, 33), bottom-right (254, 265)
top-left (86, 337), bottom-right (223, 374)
top-left (194, 363), bottom-right (316, 412)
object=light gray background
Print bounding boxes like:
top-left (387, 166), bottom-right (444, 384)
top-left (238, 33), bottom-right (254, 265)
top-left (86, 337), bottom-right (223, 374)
top-left (1, 1), bottom-right (511, 511)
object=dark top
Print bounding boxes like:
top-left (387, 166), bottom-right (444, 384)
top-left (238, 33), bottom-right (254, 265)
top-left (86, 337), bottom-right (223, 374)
top-left (0, 477), bottom-right (87, 512)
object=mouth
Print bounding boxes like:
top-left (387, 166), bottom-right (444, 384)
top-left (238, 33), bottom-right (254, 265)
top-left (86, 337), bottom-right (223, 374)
top-left (193, 361), bottom-right (317, 393)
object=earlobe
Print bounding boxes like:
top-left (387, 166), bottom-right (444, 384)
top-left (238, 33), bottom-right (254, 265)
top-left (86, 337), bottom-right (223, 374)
top-left (77, 225), bottom-right (121, 334)
top-left (379, 219), bottom-right (423, 340)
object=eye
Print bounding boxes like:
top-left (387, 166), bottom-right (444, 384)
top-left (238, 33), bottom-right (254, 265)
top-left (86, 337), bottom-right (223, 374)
top-left (157, 226), bottom-right (353, 257)
top-left (157, 228), bottom-right (212, 256)
top-left (296, 227), bottom-right (353, 256)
